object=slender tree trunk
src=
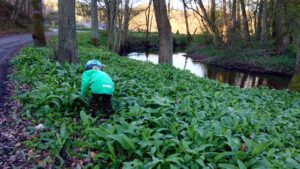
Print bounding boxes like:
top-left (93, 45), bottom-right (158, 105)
top-left (223, 0), bottom-right (227, 41)
top-left (31, 0), bottom-right (46, 47)
top-left (240, 0), bottom-right (250, 43)
top-left (57, 0), bottom-right (77, 63)
top-left (182, 0), bottom-right (192, 42)
top-left (26, 0), bottom-right (31, 17)
top-left (295, 37), bottom-right (300, 74)
top-left (229, 0), bottom-right (232, 15)
top-left (145, 0), bottom-right (152, 40)
top-left (197, 0), bottom-right (220, 46)
top-left (119, 0), bottom-right (130, 55)
top-left (236, 0), bottom-right (241, 31)
top-left (105, 0), bottom-right (118, 51)
top-left (229, 0), bottom-right (238, 44)
top-left (210, 0), bottom-right (216, 25)
top-left (91, 0), bottom-right (99, 46)
top-left (289, 37), bottom-right (300, 92)
top-left (11, 0), bottom-right (19, 20)
top-left (11, 0), bottom-right (25, 22)
top-left (272, 0), bottom-right (287, 54)
top-left (256, 0), bottom-right (263, 40)
top-left (113, 0), bottom-right (120, 52)
top-left (153, 0), bottom-right (173, 64)
top-left (260, 0), bottom-right (267, 44)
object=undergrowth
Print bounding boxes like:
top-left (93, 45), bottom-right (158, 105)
top-left (11, 33), bottom-right (300, 168)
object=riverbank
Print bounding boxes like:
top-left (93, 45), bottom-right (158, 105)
top-left (186, 46), bottom-right (296, 76)
top-left (10, 32), bottom-right (300, 168)
top-left (126, 32), bottom-right (189, 53)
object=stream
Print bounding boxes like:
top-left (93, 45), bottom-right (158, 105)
top-left (127, 52), bottom-right (291, 89)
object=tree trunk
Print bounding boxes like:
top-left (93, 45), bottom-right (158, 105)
top-left (222, 0), bottom-right (227, 41)
top-left (271, 0), bottom-right (287, 54)
top-left (91, 0), bottom-right (99, 46)
top-left (240, 0), bottom-right (250, 43)
top-left (210, 0), bottom-right (216, 25)
top-left (31, 0), bottom-right (46, 47)
top-left (295, 37), bottom-right (300, 74)
top-left (145, 0), bottom-right (152, 40)
top-left (57, 0), bottom-right (77, 63)
top-left (236, 0), bottom-right (241, 31)
top-left (153, 0), bottom-right (173, 64)
top-left (197, 0), bottom-right (220, 46)
top-left (229, 0), bottom-right (238, 44)
top-left (119, 0), bottom-right (130, 55)
top-left (11, 0), bottom-right (19, 20)
top-left (260, 0), bottom-right (267, 44)
top-left (289, 37), bottom-right (300, 92)
top-left (256, 0), bottom-right (263, 40)
top-left (105, 0), bottom-right (118, 51)
top-left (182, 0), bottom-right (192, 42)
top-left (11, 0), bottom-right (25, 22)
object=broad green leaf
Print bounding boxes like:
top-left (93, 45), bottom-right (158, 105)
top-left (218, 163), bottom-right (239, 169)
top-left (80, 110), bottom-right (89, 126)
top-left (237, 160), bottom-right (247, 169)
top-left (252, 142), bottom-right (272, 156)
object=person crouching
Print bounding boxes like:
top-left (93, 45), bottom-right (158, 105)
top-left (81, 59), bottom-right (115, 119)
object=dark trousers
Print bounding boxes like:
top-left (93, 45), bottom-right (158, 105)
top-left (90, 94), bottom-right (113, 118)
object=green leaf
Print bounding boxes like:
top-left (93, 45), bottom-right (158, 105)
top-left (237, 160), bottom-right (247, 169)
top-left (108, 134), bottom-right (136, 152)
top-left (252, 142), bottom-right (271, 156)
top-left (80, 110), bottom-right (89, 126)
top-left (144, 157), bottom-right (162, 169)
top-left (286, 158), bottom-right (300, 169)
top-left (60, 122), bottom-right (66, 138)
top-left (218, 163), bottom-right (239, 169)
top-left (214, 152), bottom-right (237, 162)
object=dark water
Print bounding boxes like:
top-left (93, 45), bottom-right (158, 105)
top-left (127, 52), bottom-right (291, 89)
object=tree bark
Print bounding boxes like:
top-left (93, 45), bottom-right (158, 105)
top-left (260, 0), bottom-right (267, 44)
top-left (119, 0), bottom-right (130, 55)
top-left (295, 37), bottom-right (300, 74)
top-left (57, 0), bottom-right (77, 63)
top-left (289, 37), bottom-right (300, 92)
top-left (271, 0), bottom-right (287, 54)
top-left (229, 0), bottom-right (238, 44)
top-left (256, 0), bottom-right (263, 40)
top-left (240, 0), bottom-right (250, 43)
top-left (222, 0), bottom-right (227, 41)
top-left (210, 0), bottom-right (216, 25)
top-left (31, 0), bottom-right (46, 47)
top-left (153, 0), bottom-right (173, 64)
top-left (104, 0), bottom-right (118, 51)
top-left (91, 0), bottom-right (99, 46)
top-left (182, 0), bottom-right (192, 42)
top-left (145, 0), bottom-right (152, 40)
top-left (197, 0), bottom-right (220, 46)
top-left (236, 0), bottom-right (241, 31)
top-left (11, 0), bottom-right (25, 22)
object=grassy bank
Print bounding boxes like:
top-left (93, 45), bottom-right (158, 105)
top-left (12, 32), bottom-right (300, 168)
top-left (126, 32), bottom-right (189, 52)
top-left (186, 44), bottom-right (296, 76)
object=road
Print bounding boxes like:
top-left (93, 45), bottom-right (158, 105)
top-left (0, 32), bottom-right (56, 168)
top-left (0, 32), bottom-right (56, 103)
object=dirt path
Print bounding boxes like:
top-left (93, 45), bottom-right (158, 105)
top-left (0, 32), bottom-right (56, 168)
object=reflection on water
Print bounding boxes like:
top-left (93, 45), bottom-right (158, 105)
top-left (127, 52), bottom-right (291, 89)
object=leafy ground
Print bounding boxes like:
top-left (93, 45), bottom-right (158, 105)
top-left (10, 33), bottom-right (300, 168)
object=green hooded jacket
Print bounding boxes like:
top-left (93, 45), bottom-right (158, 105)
top-left (81, 70), bottom-right (115, 96)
